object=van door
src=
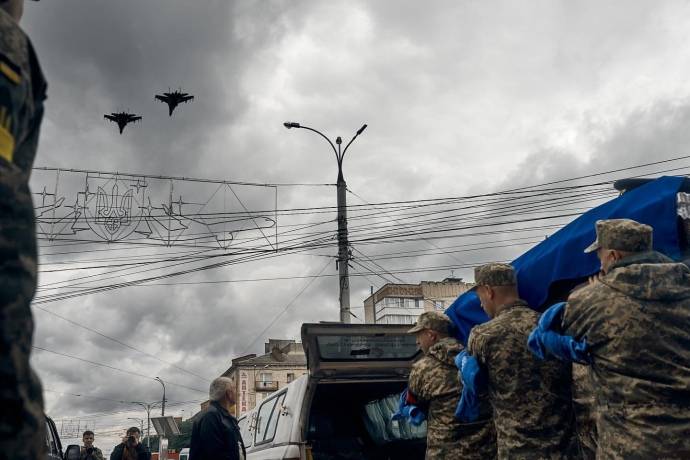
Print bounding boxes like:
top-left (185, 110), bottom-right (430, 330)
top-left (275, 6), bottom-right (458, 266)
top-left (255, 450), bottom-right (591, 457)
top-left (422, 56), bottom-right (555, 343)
top-left (245, 388), bottom-right (302, 460)
top-left (45, 417), bottom-right (63, 460)
top-left (301, 323), bottom-right (420, 380)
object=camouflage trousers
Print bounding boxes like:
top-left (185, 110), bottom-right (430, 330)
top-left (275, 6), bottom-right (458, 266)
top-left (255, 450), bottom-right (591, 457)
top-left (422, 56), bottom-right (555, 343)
top-left (0, 272), bottom-right (45, 459)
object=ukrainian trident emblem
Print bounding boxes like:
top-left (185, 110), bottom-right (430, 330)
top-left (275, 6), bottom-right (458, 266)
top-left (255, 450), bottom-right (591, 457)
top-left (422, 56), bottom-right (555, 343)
top-left (96, 184), bottom-right (133, 235)
top-left (81, 176), bottom-right (145, 242)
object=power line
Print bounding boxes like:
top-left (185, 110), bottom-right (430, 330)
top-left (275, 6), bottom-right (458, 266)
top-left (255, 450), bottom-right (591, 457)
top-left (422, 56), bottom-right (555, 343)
top-left (30, 308), bottom-right (211, 383)
top-left (33, 346), bottom-right (207, 393)
top-left (239, 260), bottom-right (332, 355)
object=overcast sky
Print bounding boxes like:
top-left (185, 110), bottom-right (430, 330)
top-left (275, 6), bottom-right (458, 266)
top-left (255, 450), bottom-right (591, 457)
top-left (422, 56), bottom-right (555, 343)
top-left (19, 0), bottom-right (690, 452)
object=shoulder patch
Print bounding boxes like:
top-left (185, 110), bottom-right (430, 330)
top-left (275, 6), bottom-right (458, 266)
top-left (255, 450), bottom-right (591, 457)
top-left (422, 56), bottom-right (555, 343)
top-left (0, 53), bottom-right (21, 85)
top-left (0, 121), bottom-right (15, 163)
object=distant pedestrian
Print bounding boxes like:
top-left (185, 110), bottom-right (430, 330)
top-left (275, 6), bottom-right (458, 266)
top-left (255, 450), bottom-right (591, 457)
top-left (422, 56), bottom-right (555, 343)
top-left (562, 219), bottom-right (690, 458)
top-left (408, 311), bottom-right (496, 459)
top-left (0, 0), bottom-right (49, 458)
top-left (466, 263), bottom-right (578, 459)
top-left (81, 430), bottom-right (105, 460)
top-left (190, 377), bottom-right (246, 460)
top-left (110, 427), bottom-right (150, 460)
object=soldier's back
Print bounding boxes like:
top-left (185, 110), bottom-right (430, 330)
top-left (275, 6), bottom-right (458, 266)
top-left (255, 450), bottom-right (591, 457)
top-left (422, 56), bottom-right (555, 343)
top-left (469, 301), bottom-right (578, 459)
top-left (564, 254), bottom-right (690, 459)
top-left (410, 337), bottom-right (496, 459)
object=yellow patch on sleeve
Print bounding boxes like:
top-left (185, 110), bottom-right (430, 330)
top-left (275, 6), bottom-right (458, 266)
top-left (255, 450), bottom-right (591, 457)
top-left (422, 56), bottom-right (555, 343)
top-left (0, 123), bottom-right (15, 163)
top-left (0, 61), bottom-right (21, 85)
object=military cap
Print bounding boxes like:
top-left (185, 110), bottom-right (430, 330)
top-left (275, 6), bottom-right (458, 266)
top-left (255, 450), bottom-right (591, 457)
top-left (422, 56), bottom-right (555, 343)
top-left (471, 262), bottom-right (517, 289)
top-left (408, 311), bottom-right (452, 334)
top-left (584, 218), bottom-right (653, 253)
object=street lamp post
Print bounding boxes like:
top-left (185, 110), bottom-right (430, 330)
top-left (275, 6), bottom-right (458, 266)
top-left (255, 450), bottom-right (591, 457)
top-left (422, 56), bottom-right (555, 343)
top-left (131, 401), bottom-right (161, 450)
top-left (155, 376), bottom-right (166, 416)
top-left (283, 121), bottom-right (367, 323)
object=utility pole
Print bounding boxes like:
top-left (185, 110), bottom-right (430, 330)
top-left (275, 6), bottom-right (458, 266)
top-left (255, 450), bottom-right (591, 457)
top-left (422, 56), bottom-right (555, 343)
top-left (283, 122), bottom-right (367, 323)
top-left (155, 376), bottom-right (166, 416)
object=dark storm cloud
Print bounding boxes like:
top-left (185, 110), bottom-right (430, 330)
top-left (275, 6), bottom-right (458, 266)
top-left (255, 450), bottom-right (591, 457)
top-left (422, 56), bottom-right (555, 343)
top-left (24, 0), bottom-right (292, 176)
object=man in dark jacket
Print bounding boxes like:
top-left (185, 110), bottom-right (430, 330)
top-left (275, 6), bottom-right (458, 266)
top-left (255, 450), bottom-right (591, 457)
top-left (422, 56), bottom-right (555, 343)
top-left (563, 219), bottom-right (690, 459)
top-left (190, 376), bottom-right (246, 460)
top-left (109, 427), bottom-right (151, 460)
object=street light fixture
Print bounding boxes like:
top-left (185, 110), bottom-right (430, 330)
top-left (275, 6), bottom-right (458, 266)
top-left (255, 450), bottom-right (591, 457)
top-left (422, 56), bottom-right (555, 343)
top-left (283, 121), bottom-right (368, 323)
top-left (130, 400), bottom-right (161, 450)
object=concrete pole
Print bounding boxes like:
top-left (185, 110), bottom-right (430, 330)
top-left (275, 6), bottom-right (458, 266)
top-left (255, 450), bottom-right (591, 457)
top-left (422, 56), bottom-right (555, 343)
top-left (336, 174), bottom-right (351, 323)
top-left (146, 406), bottom-right (151, 450)
top-left (155, 377), bottom-right (166, 416)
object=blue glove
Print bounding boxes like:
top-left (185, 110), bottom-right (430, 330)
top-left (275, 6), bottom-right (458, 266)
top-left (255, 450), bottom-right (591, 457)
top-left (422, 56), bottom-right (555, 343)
top-left (391, 389), bottom-right (426, 426)
top-left (454, 350), bottom-right (485, 422)
top-left (528, 302), bottom-right (592, 364)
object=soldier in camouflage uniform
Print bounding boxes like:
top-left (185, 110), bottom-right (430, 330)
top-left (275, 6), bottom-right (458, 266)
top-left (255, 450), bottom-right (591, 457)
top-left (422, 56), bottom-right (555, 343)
top-left (562, 219), bottom-right (690, 459)
top-left (467, 263), bottom-right (579, 459)
top-left (0, 0), bottom-right (47, 458)
top-left (408, 311), bottom-right (496, 459)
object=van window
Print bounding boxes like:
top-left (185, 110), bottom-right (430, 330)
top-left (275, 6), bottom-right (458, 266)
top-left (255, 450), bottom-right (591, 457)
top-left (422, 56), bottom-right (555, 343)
top-left (316, 334), bottom-right (418, 361)
top-left (254, 392), bottom-right (286, 445)
top-left (238, 415), bottom-right (253, 448)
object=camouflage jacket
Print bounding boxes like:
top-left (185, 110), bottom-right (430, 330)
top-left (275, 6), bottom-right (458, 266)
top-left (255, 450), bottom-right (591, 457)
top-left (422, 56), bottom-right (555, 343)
top-left (563, 251), bottom-right (690, 459)
top-left (0, 6), bottom-right (46, 281)
top-left (409, 336), bottom-right (496, 460)
top-left (0, 8), bottom-right (47, 460)
top-left (468, 300), bottom-right (579, 459)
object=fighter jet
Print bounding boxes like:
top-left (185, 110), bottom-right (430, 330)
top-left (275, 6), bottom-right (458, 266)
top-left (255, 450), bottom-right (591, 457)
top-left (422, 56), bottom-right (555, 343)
top-left (155, 89), bottom-right (194, 116)
top-left (104, 112), bottom-right (142, 134)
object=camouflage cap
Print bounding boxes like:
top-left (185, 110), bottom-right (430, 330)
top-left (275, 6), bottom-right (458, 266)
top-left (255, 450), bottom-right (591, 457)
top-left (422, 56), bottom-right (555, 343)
top-left (584, 218), bottom-right (653, 253)
top-left (472, 263), bottom-right (517, 288)
top-left (407, 311), bottom-right (452, 334)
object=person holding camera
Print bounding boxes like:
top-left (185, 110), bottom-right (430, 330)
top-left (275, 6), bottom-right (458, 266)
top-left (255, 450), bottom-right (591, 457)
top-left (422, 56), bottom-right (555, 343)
top-left (80, 430), bottom-right (104, 460)
top-left (110, 427), bottom-right (151, 460)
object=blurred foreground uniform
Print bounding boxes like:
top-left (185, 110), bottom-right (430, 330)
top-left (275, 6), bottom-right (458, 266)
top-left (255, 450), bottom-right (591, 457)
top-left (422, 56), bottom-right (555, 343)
top-left (0, 6), bottom-right (47, 459)
top-left (408, 312), bottom-right (496, 460)
top-left (563, 219), bottom-right (690, 459)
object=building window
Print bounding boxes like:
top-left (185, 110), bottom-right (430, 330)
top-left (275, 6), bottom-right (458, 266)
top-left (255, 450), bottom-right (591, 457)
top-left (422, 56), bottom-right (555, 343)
top-left (377, 314), bottom-right (418, 325)
top-left (434, 300), bottom-right (444, 310)
top-left (287, 373), bottom-right (295, 383)
top-left (241, 381), bottom-right (246, 390)
top-left (259, 372), bottom-right (273, 383)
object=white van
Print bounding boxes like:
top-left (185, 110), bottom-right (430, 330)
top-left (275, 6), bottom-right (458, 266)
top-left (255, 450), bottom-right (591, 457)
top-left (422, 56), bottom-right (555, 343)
top-left (238, 323), bottom-right (427, 460)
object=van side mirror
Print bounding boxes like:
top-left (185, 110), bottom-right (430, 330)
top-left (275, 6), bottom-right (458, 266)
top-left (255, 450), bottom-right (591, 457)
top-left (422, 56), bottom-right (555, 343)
top-left (64, 445), bottom-right (81, 460)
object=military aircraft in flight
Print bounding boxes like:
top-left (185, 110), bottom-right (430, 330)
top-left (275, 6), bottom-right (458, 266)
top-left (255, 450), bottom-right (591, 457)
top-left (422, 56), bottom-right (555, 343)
top-left (155, 89), bottom-right (194, 116)
top-left (104, 112), bottom-right (142, 134)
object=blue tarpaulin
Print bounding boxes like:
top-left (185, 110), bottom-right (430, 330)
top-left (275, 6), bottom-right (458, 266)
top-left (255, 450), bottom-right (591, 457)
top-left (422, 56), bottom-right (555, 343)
top-left (445, 176), bottom-right (686, 345)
